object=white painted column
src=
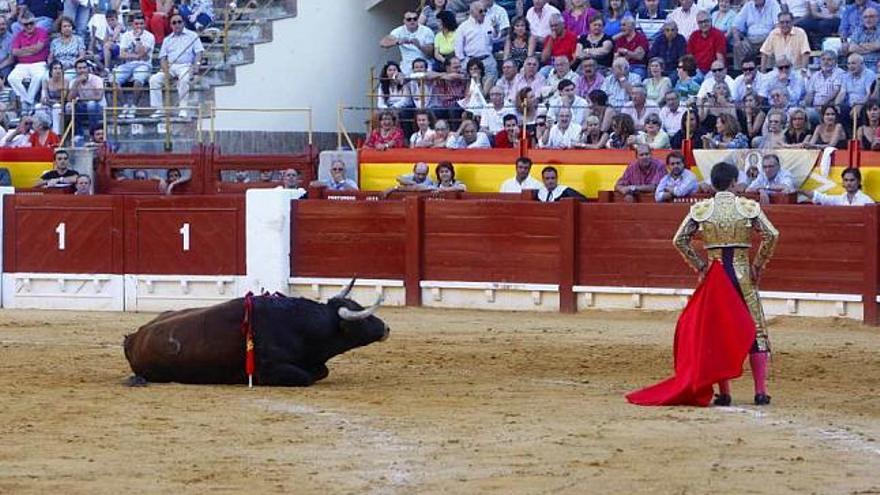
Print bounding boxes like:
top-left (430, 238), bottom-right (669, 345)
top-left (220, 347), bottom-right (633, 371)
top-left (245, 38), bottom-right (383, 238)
top-left (244, 188), bottom-right (300, 295)
top-left (0, 186), bottom-right (15, 307)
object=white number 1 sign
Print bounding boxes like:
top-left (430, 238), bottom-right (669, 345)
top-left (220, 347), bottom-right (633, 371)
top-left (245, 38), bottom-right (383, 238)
top-left (55, 222), bottom-right (66, 250)
top-left (179, 223), bottom-right (191, 251)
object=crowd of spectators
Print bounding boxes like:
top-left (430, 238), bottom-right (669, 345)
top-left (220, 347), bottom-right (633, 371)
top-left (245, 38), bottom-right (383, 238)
top-left (368, 0), bottom-right (880, 153)
top-left (0, 0), bottom-right (215, 148)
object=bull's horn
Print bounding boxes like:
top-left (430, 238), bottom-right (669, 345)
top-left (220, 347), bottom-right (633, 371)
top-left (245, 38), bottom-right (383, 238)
top-left (331, 277), bottom-right (357, 300)
top-left (338, 294), bottom-right (384, 321)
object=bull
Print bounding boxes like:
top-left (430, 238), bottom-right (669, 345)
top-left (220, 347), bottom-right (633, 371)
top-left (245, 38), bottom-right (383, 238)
top-left (123, 279), bottom-right (390, 386)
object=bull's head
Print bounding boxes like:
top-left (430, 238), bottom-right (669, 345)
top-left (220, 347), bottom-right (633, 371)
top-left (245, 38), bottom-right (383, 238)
top-left (329, 278), bottom-right (390, 346)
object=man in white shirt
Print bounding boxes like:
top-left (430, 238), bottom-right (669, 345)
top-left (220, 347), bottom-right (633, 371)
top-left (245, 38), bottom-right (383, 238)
top-left (667, 0), bottom-right (700, 39)
top-left (801, 167), bottom-right (875, 205)
top-left (526, 0), bottom-right (561, 40)
top-left (746, 153), bottom-right (797, 203)
top-left (659, 90), bottom-right (687, 135)
top-left (148, 14), bottom-right (204, 119)
top-left (455, 2), bottom-right (497, 80)
top-left (447, 119), bottom-right (492, 148)
top-left (620, 85), bottom-right (660, 130)
top-left (482, 0), bottom-right (510, 52)
top-left (114, 14), bottom-right (154, 118)
top-left (537, 166), bottom-right (587, 201)
top-left (697, 60), bottom-right (735, 98)
top-left (380, 11), bottom-right (435, 75)
top-left (546, 80), bottom-right (588, 126)
top-left (409, 110), bottom-right (436, 147)
top-left (481, 86), bottom-right (514, 133)
top-left (500, 156), bottom-right (543, 192)
top-left (541, 107), bottom-right (581, 148)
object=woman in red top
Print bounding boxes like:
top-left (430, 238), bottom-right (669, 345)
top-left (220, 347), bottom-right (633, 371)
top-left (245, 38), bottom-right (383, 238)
top-left (364, 110), bottom-right (405, 150)
top-left (30, 117), bottom-right (60, 148)
top-left (143, 0), bottom-right (174, 45)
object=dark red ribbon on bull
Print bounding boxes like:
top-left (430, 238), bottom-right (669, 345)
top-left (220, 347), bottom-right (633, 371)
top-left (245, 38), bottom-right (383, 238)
top-left (241, 292), bottom-right (255, 381)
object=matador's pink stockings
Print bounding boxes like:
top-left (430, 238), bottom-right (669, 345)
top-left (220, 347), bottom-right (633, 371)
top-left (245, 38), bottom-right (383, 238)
top-left (750, 351), bottom-right (770, 396)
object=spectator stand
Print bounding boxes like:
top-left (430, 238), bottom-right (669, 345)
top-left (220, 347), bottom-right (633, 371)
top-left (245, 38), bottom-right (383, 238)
top-left (0, 148), bottom-right (57, 189)
top-left (207, 143), bottom-right (318, 193)
top-left (358, 148), bottom-right (523, 191)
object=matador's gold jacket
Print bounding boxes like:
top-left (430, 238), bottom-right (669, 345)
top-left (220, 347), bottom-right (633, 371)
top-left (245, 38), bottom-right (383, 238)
top-left (673, 191), bottom-right (779, 352)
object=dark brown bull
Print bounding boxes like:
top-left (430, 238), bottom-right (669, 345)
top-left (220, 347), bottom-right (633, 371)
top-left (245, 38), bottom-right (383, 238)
top-left (123, 280), bottom-right (389, 386)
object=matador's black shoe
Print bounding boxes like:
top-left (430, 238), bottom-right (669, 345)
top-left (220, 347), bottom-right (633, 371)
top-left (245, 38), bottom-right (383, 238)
top-left (713, 393), bottom-right (732, 406)
top-left (754, 393), bottom-right (771, 406)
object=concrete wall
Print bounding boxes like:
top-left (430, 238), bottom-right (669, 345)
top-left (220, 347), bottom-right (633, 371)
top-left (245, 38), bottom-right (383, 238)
top-left (212, 0), bottom-right (412, 135)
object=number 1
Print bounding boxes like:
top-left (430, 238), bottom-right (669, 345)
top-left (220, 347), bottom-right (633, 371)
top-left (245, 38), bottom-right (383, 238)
top-left (179, 223), bottom-right (191, 251)
top-left (55, 222), bottom-right (66, 250)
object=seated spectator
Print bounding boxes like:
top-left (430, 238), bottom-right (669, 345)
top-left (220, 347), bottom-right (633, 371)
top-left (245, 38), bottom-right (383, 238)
top-left (395, 161), bottom-right (437, 191)
top-left (565, 0), bottom-right (598, 38)
top-left (74, 174), bottom-right (92, 195)
top-left (667, 0), bottom-right (700, 39)
top-left (857, 100), bottom-right (880, 149)
top-left (731, 58), bottom-right (761, 103)
top-left (434, 160), bottom-right (467, 191)
top-left (798, 0), bottom-right (841, 40)
top-left (712, 0), bottom-right (738, 33)
top-left (481, 86), bottom-right (514, 134)
top-left (837, 53), bottom-right (876, 125)
top-left (88, 7), bottom-right (124, 67)
top-left (86, 125), bottom-right (116, 151)
top-left (500, 156), bottom-right (542, 192)
top-left (446, 119), bottom-right (491, 148)
top-left (9, 13), bottom-right (50, 113)
top-left (537, 165), bottom-right (587, 201)
top-left (753, 108), bottom-right (787, 148)
top-left (133, 169), bottom-right (149, 180)
top-left (731, 0), bottom-right (782, 70)
top-left (259, 169), bottom-right (279, 183)
top-left (29, 113), bottom-right (58, 147)
top-left (636, 0), bottom-right (667, 41)
top-left (365, 110), bottom-right (406, 150)
top-left (428, 119), bottom-right (452, 147)
top-left (808, 104), bottom-right (848, 149)
top-left (575, 57), bottom-right (604, 99)
top-left (783, 107), bottom-right (812, 148)
top-left (578, 115), bottom-right (608, 148)
top-left (0, 17), bottom-right (13, 82)
top-left (494, 58), bottom-right (518, 104)
top-left (528, 0), bottom-right (562, 41)
top-left (746, 153), bottom-right (796, 203)
top-left (502, 16), bottom-right (535, 70)
top-left (420, 0), bottom-right (450, 34)
top-left (543, 55), bottom-right (580, 100)
top-left (428, 56), bottom-right (467, 122)
top-left (603, 0), bottom-right (630, 37)
top-left (655, 151), bottom-right (698, 202)
top-left (380, 11), bottom-right (435, 76)
top-left (1, 116), bottom-right (33, 147)
top-left (48, 17), bottom-right (85, 80)
top-left (606, 112), bottom-right (637, 149)
top-left (801, 167), bottom-right (875, 205)
top-left (432, 11), bottom-right (457, 71)
top-left (141, 0), bottom-right (173, 47)
top-left (843, 7), bottom-right (880, 71)
top-left (575, 15), bottom-right (613, 69)
top-left (670, 108), bottom-right (708, 149)
top-left (737, 92), bottom-right (766, 143)
top-left (758, 56), bottom-right (805, 106)
top-left (511, 56), bottom-right (545, 106)
top-left (410, 109), bottom-right (436, 147)
top-left (759, 11), bottom-right (810, 71)
top-left (600, 57), bottom-right (641, 109)
top-left (659, 90), bottom-right (686, 135)
top-left (530, 113), bottom-right (550, 147)
top-left (612, 16), bottom-right (648, 77)
top-left (34, 149), bottom-right (77, 187)
top-left (674, 54), bottom-right (700, 101)
top-left (148, 14), bottom-right (204, 119)
top-left (377, 61), bottom-right (413, 110)
top-left (697, 60), bottom-right (734, 99)
top-left (278, 168), bottom-right (306, 199)
top-left (39, 61), bottom-right (64, 130)
top-left (12, 0), bottom-right (60, 34)
top-left (587, 89), bottom-right (613, 132)
top-left (541, 13), bottom-right (578, 65)
top-left (454, 3), bottom-right (497, 81)
top-left (540, 107), bottom-right (581, 148)
top-left (698, 80), bottom-right (737, 130)
top-left (316, 160), bottom-right (358, 191)
top-left (461, 58), bottom-right (491, 111)
top-left (636, 113), bottom-right (670, 149)
top-left (494, 113), bottom-right (521, 148)
top-left (233, 170), bottom-right (252, 184)
top-left (67, 59), bottom-right (105, 138)
top-left (114, 14), bottom-right (155, 119)
top-left (702, 113), bottom-right (749, 149)
top-left (179, 0), bottom-right (215, 31)
top-left (804, 50), bottom-right (845, 123)
top-left (648, 21), bottom-right (686, 79)
top-left (620, 84), bottom-right (660, 130)
top-left (643, 58), bottom-right (672, 106)
top-left (515, 86), bottom-right (540, 125)
top-left (547, 79), bottom-right (588, 124)
top-left (615, 144), bottom-right (666, 201)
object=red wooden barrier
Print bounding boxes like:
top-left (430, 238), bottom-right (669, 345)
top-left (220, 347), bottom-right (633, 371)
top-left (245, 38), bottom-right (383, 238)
top-left (290, 199), bottom-right (407, 280)
top-left (96, 146), bottom-right (206, 195)
top-left (208, 144), bottom-right (318, 194)
top-left (3, 195), bottom-right (124, 274)
top-left (123, 196), bottom-right (245, 275)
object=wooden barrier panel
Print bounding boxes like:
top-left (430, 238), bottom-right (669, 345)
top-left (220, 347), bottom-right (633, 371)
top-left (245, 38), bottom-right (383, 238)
top-left (422, 200), bottom-right (562, 283)
top-left (3, 195), bottom-right (124, 274)
top-left (123, 196), bottom-right (245, 275)
top-left (290, 200), bottom-right (407, 279)
top-left (97, 147), bottom-right (206, 195)
top-left (208, 146), bottom-right (318, 194)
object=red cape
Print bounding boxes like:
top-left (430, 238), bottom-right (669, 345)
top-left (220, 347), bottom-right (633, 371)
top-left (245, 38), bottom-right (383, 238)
top-left (626, 261), bottom-right (756, 407)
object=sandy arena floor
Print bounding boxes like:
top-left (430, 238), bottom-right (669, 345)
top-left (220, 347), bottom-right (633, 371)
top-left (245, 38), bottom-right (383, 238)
top-left (0, 306), bottom-right (878, 494)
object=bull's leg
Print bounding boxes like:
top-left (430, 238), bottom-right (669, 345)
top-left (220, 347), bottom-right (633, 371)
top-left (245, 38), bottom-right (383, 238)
top-left (259, 363), bottom-right (317, 386)
top-left (309, 364), bottom-right (329, 382)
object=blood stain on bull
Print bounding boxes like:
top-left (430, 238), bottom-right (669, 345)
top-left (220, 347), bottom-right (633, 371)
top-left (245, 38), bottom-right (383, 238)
top-left (123, 278), bottom-right (390, 386)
